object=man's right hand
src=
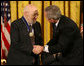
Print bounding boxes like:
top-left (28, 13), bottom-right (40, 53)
top-left (32, 45), bottom-right (43, 55)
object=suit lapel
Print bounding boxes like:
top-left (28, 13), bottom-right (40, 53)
top-left (20, 18), bottom-right (30, 36)
top-left (53, 19), bottom-right (62, 38)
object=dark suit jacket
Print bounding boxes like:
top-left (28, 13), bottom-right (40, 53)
top-left (41, 15), bottom-right (83, 65)
top-left (7, 17), bottom-right (43, 65)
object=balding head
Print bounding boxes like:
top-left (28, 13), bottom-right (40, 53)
top-left (23, 4), bottom-right (38, 24)
top-left (23, 4), bottom-right (37, 13)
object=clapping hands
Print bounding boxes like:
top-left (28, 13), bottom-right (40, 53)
top-left (32, 45), bottom-right (43, 55)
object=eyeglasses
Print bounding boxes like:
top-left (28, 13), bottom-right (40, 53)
top-left (33, 13), bottom-right (39, 17)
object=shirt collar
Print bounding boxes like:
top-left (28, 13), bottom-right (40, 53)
top-left (55, 18), bottom-right (60, 27)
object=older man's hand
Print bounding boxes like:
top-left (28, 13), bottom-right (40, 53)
top-left (32, 45), bottom-right (43, 55)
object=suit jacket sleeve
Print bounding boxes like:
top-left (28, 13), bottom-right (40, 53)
top-left (48, 25), bottom-right (77, 54)
top-left (41, 52), bottom-right (56, 65)
top-left (10, 22), bottom-right (33, 54)
top-left (35, 22), bottom-right (43, 46)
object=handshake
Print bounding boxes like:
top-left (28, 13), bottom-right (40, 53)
top-left (32, 45), bottom-right (44, 55)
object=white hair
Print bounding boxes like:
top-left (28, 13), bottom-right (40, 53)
top-left (45, 5), bottom-right (61, 20)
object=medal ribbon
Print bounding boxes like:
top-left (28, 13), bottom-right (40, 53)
top-left (22, 16), bottom-right (30, 31)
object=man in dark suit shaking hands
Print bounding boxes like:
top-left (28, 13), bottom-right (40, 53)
top-left (7, 5), bottom-right (43, 65)
top-left (41, 5), bottom-right (83, 65)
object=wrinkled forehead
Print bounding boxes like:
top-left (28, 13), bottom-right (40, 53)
top-left (29, 9), bottom-right (38, 16)
top-left (28, 5), bottom-right (37, 12)
top-left (30, 6), bottom-right (37, 11)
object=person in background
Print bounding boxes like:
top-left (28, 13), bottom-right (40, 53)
top-left (80, 14), bottom-right (83, 39)
top-left (80, 1), bottom-right (83, 39)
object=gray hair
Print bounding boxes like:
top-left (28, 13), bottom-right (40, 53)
top-left (45, 5), bottom-right (61, 20)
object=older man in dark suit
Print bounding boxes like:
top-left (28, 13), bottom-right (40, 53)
top-left (41, 5), bottom-right (83, 65)
top-left (7, 5), bottom-right (43, 65)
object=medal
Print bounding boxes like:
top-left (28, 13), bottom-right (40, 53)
top-left (29, 32), bottom-right (34, 37)
top-left (22, 16), bottom-right (34, 37)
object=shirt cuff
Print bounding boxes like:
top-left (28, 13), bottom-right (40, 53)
top-left (43, 45), bottom-right (49, 53)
